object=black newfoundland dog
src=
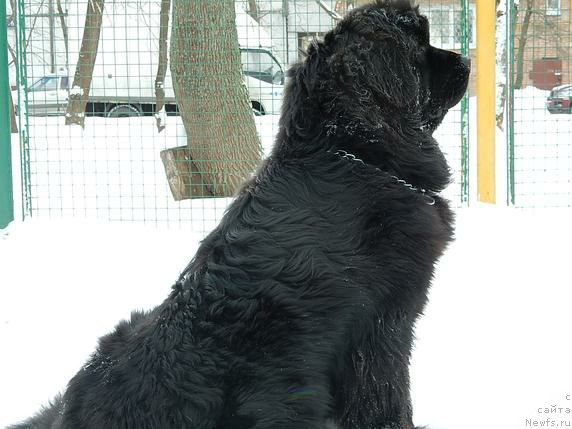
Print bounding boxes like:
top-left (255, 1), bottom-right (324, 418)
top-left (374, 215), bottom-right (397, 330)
top-left (13, 1), bottom-right (469, 428)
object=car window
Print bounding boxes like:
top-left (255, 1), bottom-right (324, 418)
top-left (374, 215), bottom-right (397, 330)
top-left (553, 86), bottom-right (572, 97)
top-left (29, 76), bottom-right (58, 92)
top-left (241, 50), bottom-right (281, 84)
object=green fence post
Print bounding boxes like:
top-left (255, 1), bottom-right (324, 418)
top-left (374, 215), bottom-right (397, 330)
top-left (0, 0), bottom-right (15, 229)
top-left (506, 0), bottom-right (516, 205)
top-left (15, 0), bottom-right (31, 218)
top-left (460, 0), bottom-right (470, 204)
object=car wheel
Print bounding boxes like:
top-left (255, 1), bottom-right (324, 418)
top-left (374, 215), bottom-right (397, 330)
top-left (106, 104), bottom-right (141, 118)
top-left (251, 101), bottom-right (265, 116)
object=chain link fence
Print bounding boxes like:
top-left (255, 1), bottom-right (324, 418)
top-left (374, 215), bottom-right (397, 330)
top-left (7, 1), bottom-right (473, 233)
top-left (508, 0), bottom-right (572, 207)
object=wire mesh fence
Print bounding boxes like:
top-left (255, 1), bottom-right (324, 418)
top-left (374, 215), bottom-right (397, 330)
top-left (7, 0), bottom-right (473, 233)
top-left (508, 0), bottom-right (572, 207)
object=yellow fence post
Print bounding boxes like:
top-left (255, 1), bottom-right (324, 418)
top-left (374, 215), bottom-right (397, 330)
top-left (476, 0), bottom-right (496, 203)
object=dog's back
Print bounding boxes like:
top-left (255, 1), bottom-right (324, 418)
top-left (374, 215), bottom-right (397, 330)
top-left (12, 155), bottom-right (454, 429)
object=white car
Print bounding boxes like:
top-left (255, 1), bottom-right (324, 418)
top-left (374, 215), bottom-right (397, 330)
top-left (16, 47), bottom-right (284, 118)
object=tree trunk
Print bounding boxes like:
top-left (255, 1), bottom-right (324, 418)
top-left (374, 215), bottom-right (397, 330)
top-left (248, 0), bottom-right (260, 22)
top-left (514, 0), bottom-right (534, 89)
top-left (65, 0), bottom-right (105, 127)
top-left (56, 0), bottom-right (68, 67)
top-left (496, 0), bottom-right (507, 129)
top-left (166, 0), bottom-right (262, 199)
top-left (155, 0), bottom-right (171, 132)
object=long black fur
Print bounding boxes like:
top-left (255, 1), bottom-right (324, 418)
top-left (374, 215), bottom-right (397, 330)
top-left (12, 1), bottom-right (469, 428)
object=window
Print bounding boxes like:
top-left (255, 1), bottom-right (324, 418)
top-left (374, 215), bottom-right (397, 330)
top-left (555, 86), bottom-right (572, 97)
top-left (240, 49), bottom-right (283, 85)
top-left (424, 5), bottom-right (476, 50)
top-left (29, 76), bottom-right (58, 92)
top-left (546, 0), bottom-right (561, 16)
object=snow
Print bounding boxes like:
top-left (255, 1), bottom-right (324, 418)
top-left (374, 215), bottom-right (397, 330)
top-left (68, 86), bottom-right (84, 97)
top-left (16, 107), bottom-right (463, 236)
top-left (12, 88), bottom-right (572, 239)
top-left (154, 106), bottom-right (168, 130)
top-left (1, 206), bottom-right (571, 429)
top-left (511, 87), bottom-right (572, 207)
top-left (16, 114), bottom-right (278, 235)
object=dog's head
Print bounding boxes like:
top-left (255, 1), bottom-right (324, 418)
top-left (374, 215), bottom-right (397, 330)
top-left (287, 0), bottom-right (470, 134)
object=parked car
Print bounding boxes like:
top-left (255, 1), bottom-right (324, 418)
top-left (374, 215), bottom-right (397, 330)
top-left (547, 84), bottom-right (572, 114)
top-left (13, 2), bottom-right (284, 118)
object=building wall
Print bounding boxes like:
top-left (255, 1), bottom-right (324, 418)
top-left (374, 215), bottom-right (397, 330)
top-left (242, 0), bottom-right (572, 95)
top-left (252, 0), bottom-right (481, 93)
top-left (514, 0), bottom-right (572, 89)
top-left (250, 0), bottom-right (337, 66)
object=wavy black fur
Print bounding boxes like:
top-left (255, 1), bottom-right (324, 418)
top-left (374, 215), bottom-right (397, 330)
top-left (11, 1), bottom-right (469, 428)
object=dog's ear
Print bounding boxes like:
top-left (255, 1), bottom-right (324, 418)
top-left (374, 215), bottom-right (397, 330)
top-left (288, 41), bottom-right (323, 95)
top-left (325, 30), bottom-right (419, 110)
top-left (279, 42), bottom-right (325, 140)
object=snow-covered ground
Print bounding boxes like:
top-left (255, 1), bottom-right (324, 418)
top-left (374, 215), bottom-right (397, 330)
top-left (1, 206), bottom-right (571, 429)
top-left (14, 115), bottom-right (281, 236)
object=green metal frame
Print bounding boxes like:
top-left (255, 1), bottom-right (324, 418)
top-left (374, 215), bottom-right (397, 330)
top-left (507, 0), bottom-right (516, 205)
top-left (15, 0), bottom-right (32, 217)
top-left (0, 0), bottom-right (14, 228)
top-left (460, 0), bottom-right (470, 204)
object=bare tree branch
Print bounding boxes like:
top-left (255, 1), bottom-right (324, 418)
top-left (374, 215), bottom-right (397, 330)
top-left (154, 0), bottom-right (171, 132)
top-left (8, 90), bottom-right (18, 133)
top-left (515, 0), bottom-right (534, 89)
top-left (56, 0), bottom-right (68, 63)
top-left (24, 0), bottom-right (47, 53)
top-left (7, 42), bottom-right (17, 66)
top-left (496, 0), bottom-right (507, 129)
top-left (65, 0), bottom-right (105, 127)
top-left (247, 0), bottom-right (260, 22)
top-left (315, 0), bottom-right (342, 21)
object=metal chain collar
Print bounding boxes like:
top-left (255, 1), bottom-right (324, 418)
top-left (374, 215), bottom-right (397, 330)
top-left (330, 150), bottom-right (437, 206)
